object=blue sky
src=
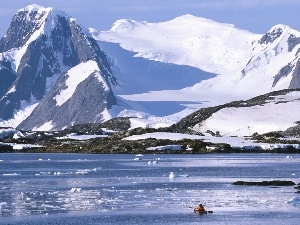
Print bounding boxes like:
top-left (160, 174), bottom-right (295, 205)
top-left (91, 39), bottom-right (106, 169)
top-left (0, 0), bottom-right (300, 36)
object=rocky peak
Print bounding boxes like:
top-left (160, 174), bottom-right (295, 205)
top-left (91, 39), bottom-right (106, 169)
top-left (0, 5), bottom-right (117, 128)
top-left (0, 5), bottom-right (52, 51)
top-left (258, 25), bottom-right (286, 45)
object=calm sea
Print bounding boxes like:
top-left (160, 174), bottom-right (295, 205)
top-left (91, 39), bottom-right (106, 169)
top-left (0, 153), bottom-right (299, 224)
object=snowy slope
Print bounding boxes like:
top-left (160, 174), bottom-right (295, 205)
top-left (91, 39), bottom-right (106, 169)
top-left (97, 15), bottom-right (258, 74)
top-left (191, 90), bottom-right (300, 136)
top-left (93, 15), bottom-right (260, 104)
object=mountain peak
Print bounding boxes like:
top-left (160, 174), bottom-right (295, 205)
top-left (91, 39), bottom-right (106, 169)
top-left (110, 19), bottom-right (146, 32)
top-left (17, 4), bottom-right (50, 13)
top-left (258, 24), bottom-right (291, 45)
top-left (0, 5), bottom-right (72, 52)
top-left (270, 24), bottom-right (290, 32)
top-left (17, 4), bottom-right (70, 21)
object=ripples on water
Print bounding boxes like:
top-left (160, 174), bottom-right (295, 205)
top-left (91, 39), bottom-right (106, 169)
top-left (0, 153), bottom-right (299, 224)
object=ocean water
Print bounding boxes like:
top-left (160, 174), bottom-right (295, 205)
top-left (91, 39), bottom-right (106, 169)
top-left (0, 153), bottom-right (299, 224)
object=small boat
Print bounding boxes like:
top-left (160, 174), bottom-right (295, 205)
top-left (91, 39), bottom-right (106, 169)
top-left (194, 209), bottom-right (213, 214)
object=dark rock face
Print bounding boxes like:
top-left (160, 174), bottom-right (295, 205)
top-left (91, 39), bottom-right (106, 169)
top-left (273, 60), bottom-right (300, 89)
top-left (287, 34), bottom-right (300, 52)
top-left (273, 63), bottom-right (294, 87)
top-left (0, 59), bottom-right (16, 98)
top-left (0, 10), bottom-right (46, 51)
top-left (289, 60), bottom-right (300, 89)
top-left (283, 121), bottom-right (300, 137)
top-left (258, 27), bottom-right (283, 45)
top-left (0, 6), bottom-right (117, 129)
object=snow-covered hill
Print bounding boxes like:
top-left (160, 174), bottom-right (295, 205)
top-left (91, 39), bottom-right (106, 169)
top-left (97, 15), bottom-right (258, 74)
top-left (192, 90), bottom-right (300, 136)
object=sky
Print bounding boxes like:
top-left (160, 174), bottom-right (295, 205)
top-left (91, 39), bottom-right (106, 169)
top-left (0, 0), bottom-right (300, 37)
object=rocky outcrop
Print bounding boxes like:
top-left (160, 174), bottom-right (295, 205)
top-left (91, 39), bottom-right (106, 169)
top-left (233, 180), bottom-right (296, 186)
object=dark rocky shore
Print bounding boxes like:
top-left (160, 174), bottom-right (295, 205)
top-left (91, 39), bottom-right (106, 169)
top-left (1, 116), bottom-right (300, 154)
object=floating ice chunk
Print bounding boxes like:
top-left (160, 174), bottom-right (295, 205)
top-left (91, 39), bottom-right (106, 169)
top-left (179, 174), bottom-right (189, 177)
top-left (70, 188), bottom-right (82, 193)
top-left (169, 172), bottom-right (176, 178)
top-left (54, 171), bottom-right (69, 175)
top-left (136, 154), bottom-right (144, 157)
top-left (40, 172), bottom-right (51, 175)
top-left (75, 170), bottom-right (88, 175)
top-left (153, 160), bottom-right (158, 164)
top-left (287, 197), bottom-right (300, 205)
top-left (134, 157), bottom-right (142, 160)
top-left (0, 202), bottom-right (7, 212)
top-left (3, 173), bottom-right (20, 176)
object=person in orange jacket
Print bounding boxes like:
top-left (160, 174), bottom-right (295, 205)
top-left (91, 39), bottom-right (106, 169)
top-left (195, 204), bottom-right (205, 212)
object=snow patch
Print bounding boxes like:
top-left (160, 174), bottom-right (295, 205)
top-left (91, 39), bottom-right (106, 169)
top-left (57, 133), bottom-right (107, 140)
top-left (18, 4), bottom-right (49, 13)
top-left (53, 60), bottom-right (107, 106)
top-left (0, 101), bottom-right (39, 128)
top-left (33, 121), bottom-right (54, 131)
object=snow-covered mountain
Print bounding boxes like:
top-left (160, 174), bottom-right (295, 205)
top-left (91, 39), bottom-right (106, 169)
top-left (91, 15), bottom-right (300, 134)
top-left (94, 15), bottom-right (300, 105)
top-left (0, 4), bottom-right (117, 130)
top-left (1, 5), bottom-right (300, 134)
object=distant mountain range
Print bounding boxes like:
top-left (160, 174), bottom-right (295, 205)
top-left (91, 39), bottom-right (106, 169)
top-left (0, 4), bottom-right (300, 136)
